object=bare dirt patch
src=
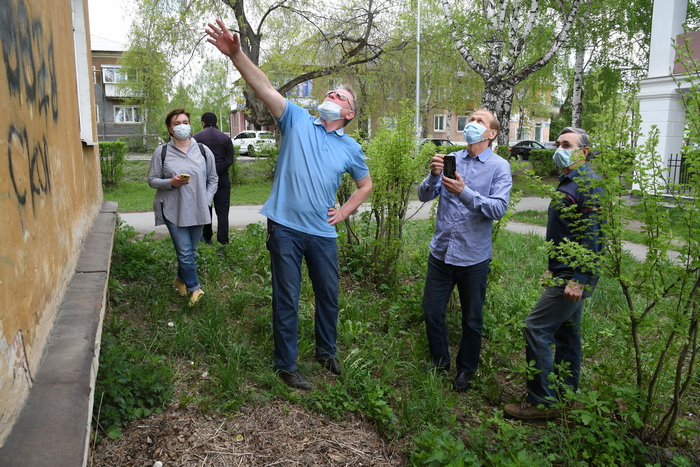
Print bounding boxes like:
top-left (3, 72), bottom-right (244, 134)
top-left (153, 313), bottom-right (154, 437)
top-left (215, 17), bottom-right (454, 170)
top-left (90, 400), bottom-right (407, 466)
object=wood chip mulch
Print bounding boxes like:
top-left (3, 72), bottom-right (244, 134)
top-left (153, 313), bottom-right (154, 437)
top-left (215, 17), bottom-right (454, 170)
top-left (90, 400), bottom-right (407, 466)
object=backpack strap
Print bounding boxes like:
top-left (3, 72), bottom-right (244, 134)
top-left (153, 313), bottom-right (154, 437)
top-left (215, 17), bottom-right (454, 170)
top-left (160, 143), bottom-right (207, 178)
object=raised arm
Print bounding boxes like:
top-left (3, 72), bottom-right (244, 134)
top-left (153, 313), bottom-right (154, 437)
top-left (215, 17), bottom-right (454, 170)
top-left (206, 19), bottom-right (286, 119)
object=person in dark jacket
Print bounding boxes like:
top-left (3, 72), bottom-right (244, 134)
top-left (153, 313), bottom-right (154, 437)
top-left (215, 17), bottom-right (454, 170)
top-left (193, 112), bottom-right (234, 244)
top-left (505, 127), bottom-right (605, 420)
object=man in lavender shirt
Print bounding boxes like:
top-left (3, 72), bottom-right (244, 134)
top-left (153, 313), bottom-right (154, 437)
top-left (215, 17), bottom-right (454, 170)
top-left (418, 109), bottom-right (512, 392)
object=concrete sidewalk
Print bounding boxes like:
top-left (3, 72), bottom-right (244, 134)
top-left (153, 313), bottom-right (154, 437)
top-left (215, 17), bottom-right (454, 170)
top-left (119, 197), bottom-right (552, 237)
top-left (118, 197), bottom-right (676, 263)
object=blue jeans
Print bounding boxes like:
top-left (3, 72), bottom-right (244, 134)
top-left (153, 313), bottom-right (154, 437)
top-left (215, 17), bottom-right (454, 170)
top-left (524, 283), bottom-right (593, 407)
top-left (423, 254), bottom-right (490, 374)
top-left (164, 218), bottom-right (204, 292)
top-left (266, 220), bottom-right (339, 372)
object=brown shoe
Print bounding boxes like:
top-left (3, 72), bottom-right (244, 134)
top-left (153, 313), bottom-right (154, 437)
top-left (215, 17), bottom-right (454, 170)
top-left (504, 401), bottom-right (557, 420)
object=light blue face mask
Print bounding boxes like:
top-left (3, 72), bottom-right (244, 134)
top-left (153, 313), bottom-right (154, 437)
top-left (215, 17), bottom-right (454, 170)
top-left (552, 148), bottom-right (574, 169)
top-left (318, 100), bottom-right (343, 121)
top-left (463, 122), bottom-right (488, 144)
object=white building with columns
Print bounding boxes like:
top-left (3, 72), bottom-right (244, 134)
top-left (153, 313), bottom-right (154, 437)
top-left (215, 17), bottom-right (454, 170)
top-left (638, 0), bottom-right (692, 186)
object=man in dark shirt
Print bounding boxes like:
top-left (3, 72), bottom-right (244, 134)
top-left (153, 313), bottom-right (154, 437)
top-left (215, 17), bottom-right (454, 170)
top-left (505, 127), bottom-right (604, 420)
top-left (193, 112), bottom-right (234, 244)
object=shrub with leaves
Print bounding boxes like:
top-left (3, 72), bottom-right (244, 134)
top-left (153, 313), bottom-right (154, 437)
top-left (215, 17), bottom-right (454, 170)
top-left (338, 102), bottom-right (427, 286)
top-left (99, 140), bottom-right (127, 187)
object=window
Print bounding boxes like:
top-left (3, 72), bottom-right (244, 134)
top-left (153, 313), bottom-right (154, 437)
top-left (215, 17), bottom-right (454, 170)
top-left (114, 106), bottom-right (142, 123)
top-left (535, 122), bottom-right (542, 142)
top-left (434, 114), bottom-right (446, 132)
top-left (95, 105), bottom-right (100, 122)
top-left (457, 116), bottom-right (468, 131)
top-left (103, 65), bottom-right (125, 83)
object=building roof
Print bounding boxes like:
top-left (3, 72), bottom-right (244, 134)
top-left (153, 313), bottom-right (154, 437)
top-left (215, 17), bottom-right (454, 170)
top-left (91, 35), bottom-right (128, 52)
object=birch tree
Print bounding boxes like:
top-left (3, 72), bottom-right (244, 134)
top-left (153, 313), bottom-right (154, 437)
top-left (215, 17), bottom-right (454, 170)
top-left (440, 0), bottom-right (583, 144)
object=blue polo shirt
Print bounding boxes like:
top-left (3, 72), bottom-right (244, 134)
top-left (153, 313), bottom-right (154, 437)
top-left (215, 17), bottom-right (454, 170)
top-left (260, 100), bottom-right (369, 237)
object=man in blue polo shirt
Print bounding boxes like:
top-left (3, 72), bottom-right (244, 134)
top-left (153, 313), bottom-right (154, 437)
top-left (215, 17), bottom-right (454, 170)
top-left (206, 19), bottom-right (372, 390)
top-left (419, 109), bottom-right (512, 393)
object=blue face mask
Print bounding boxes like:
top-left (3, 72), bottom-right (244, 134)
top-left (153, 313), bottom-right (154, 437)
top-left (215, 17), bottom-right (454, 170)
top-left (318, 100), bottom-right (343, 121)
top-left (552, 148), bottom-right (574, 169)
top-left (463, 122), bottom-right (488, 144)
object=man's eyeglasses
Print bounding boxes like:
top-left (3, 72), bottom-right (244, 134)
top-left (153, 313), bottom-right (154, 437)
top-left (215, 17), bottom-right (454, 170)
top-left (554, 141), bottom-right (580, 149)
top-left (326, 90), bottom-right (354, 111)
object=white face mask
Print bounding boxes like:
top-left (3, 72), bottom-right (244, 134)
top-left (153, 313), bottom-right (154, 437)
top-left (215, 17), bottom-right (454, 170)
top-left (463, 122), bottom-right (488, 144)
top-left (317, 100), bottom-right (343, 121)
top-left (173, 123), bottom-right (191, 140)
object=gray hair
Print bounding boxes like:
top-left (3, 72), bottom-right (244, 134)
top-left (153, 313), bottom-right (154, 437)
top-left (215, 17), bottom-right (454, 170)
top-left (337, 84), bottom-right (357, 112)
top-left (558, 127), bottom-right (591, 148)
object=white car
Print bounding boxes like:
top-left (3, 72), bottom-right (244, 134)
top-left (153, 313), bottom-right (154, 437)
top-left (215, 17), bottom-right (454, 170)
top-left (231, 130), bottom-right (276, 155)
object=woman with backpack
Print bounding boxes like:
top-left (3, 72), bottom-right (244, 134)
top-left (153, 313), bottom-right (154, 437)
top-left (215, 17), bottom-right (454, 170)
top-left (148, 108), bottom-right (218, 305)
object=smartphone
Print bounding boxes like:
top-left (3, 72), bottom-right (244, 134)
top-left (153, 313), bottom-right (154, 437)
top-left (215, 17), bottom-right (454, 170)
top-left (443, 155), bottom-right (456, 179)
top-left (180, 174), bottom-right (190, 181)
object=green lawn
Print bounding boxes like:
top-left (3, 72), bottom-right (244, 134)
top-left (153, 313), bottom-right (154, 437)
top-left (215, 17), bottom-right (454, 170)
top-left (104, 159), bottom-right (273, 212)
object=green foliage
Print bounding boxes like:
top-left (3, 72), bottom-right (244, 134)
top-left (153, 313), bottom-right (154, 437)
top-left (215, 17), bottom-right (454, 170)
top-left (93, 331), bottom-right (173, 436)
top-left (99, 141), bottom-right (127, 187)
top-left (339, 103), bottom-right (426, 286)
top-left (109, 221), bottom-right (168, 284)
top-left (528, 149), bottom-right (557, 178)
top-left (410, 425), bottom-right (480, 466)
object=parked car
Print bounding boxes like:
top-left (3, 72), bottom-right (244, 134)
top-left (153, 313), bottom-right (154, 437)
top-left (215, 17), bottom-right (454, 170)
top-left (232, 130), bottom-right (276, 155)
top-left (419, 138), bottom-right (455, 147)
top-left (508, 140), bottom-right (546, 160)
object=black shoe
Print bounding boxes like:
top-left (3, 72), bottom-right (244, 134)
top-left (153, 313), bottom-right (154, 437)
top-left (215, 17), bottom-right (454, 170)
top-left (452, 371), bottom-right (472, 392)
top-left (316, 357), bottom-right (342, 375)
top-left (279, 369), bottom-right (312, 390)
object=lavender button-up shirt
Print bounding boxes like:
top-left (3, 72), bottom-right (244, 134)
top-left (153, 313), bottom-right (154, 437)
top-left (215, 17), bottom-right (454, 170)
top-left (418, 147), bottom-right (512, 267)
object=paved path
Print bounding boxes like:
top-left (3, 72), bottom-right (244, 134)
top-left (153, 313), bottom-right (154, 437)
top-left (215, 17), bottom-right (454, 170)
top-left (118, 197), bottom-right (676, 262)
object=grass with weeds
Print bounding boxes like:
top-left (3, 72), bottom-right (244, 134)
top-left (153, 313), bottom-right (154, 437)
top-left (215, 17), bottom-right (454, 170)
top-left (96, 218), bottom-right (699, 465)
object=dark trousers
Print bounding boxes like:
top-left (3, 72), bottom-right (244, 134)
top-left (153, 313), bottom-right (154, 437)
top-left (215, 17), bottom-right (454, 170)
top-left (423, 254), bottom-right (490, 374)
top-left (202, 175), bottom-right (231, 244)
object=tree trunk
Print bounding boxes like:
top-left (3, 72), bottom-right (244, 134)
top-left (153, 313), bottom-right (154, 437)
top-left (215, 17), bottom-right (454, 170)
top-left (482, 78), bottom-right (515, 146)
top-left (572, 45), bottom-right (585, 128)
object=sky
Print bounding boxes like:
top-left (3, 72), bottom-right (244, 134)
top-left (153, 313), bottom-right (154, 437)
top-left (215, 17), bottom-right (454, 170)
top-left (87, 0), bottom-right (132, 45)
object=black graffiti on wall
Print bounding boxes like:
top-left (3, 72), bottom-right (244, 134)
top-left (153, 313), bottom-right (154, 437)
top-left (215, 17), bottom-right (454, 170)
top-left (1, 0), bottom-right (59, 122)
top-left (8, 126), bottom-right (51, 210)
top-left (1, 0), bottom-right (61, 219)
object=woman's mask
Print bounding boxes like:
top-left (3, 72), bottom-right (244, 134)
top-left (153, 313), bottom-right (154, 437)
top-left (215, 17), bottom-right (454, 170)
top-left (173, 123), bottom-right (191, 140)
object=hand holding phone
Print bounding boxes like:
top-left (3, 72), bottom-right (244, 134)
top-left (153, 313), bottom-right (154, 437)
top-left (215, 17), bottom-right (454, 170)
top-left (442, 155), bottom-right (456, 179)
top-left (180, 174), bottom-right (190, 181)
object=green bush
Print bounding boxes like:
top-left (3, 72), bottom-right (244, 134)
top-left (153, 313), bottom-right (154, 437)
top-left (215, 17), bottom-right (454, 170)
top-left (495, 144), bottom-right (511, 160)
top-left (99, 141), bottom-right (127, 187)
top-left (529, 148), bottom-right (557, 177)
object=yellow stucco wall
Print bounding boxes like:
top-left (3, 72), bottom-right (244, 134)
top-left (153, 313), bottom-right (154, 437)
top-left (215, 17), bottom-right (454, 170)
top-left (0, 0), bottom-right (102, 443)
